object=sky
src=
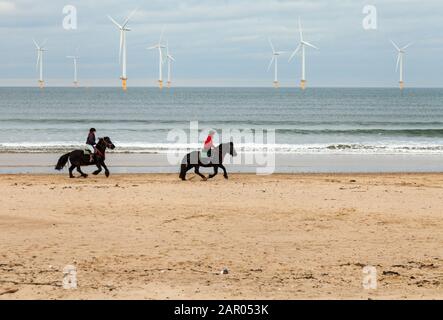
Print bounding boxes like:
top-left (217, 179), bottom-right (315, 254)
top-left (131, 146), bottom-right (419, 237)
top-left (0, 0), bottom-right (442, 87)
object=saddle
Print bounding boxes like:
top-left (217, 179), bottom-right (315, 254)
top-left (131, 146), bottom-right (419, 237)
top-left (82, 153), bottom-right (94, 163)
top-left (83, 148), bottom-right (97, 163)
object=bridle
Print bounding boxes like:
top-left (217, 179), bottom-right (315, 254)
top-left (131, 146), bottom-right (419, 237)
top-left (95, 138), bottom-right (113, 158)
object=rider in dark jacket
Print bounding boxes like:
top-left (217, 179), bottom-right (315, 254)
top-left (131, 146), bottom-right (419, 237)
top-left (86, 128), bottom-right (96, 162)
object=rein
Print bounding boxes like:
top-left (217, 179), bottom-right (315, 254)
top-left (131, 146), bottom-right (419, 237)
top-left (95, 140), bottom-right (107, 158)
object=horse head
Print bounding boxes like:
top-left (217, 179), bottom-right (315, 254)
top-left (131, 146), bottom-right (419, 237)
top-left (219, 141), bottom-right (237, 160)
top-left (229, 141), bottom-right (237, 157)
top-left (100, 137), bottom-right (116, 150)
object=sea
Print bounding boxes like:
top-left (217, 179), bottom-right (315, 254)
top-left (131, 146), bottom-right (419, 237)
top-left (0, 87), bottom-right (442, 173)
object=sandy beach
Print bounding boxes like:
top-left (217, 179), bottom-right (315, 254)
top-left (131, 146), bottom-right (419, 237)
top-left (0, 173), bottom-right (442, 300)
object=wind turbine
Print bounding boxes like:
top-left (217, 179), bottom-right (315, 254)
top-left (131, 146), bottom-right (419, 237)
top-left (66, 55), bottom-right (79, 87)
top-left (33, 39), bottom-right (47, 89)
top-left (267, 38), bottom-right (285, 88)
top-left (288, 18), bottom-right (318, 90)
top-left (165, 40), bottom-right (175, 88)
top-left (391, 40), bottom-right (413, 90)
top-left (108, 9), bottom-right (137, 91)
top-left (148, 28), bottom-right (166, 89)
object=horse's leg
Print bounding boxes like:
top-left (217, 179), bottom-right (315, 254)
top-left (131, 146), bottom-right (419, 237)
top-left (101, 161), bottom-right (110, 178)
top-left (69, 164), bottom-right (75, 178)
top-left (76, 166), bottom-right (88, 178)
top-left (208, 166), bottom-right (218, 179)
top-left (93, 162), bottom-right (102, 175)
top-left (194, 166), bottom-right (207, 181)
top-left (220, 164), bottom-right (228, 179)
top-left (180, 164), bottom-right (190, 180)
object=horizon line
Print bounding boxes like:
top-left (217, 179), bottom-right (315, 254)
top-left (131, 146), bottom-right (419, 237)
top-left (0, 86), bottom-right (442, 89)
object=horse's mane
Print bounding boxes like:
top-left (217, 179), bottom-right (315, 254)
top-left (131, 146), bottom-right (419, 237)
top-left (97, 137), bottom-right (109, 142)
top-left (216, 142), bottom-right (233, 148)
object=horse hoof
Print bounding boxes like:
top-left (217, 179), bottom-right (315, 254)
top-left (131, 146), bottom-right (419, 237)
top-left (224, 176), bottom-right (228, 179)
top-left (105, 173), bottom-right (110, 178)
top-left (82, 174), bottom-right (88, 178)
top-left (69, 176), bottom-right (75, 179)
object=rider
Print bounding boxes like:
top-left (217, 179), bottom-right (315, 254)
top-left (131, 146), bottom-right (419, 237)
top-left (86, 128), bottom-right (96, 163)
top-left (203, 130), bottom-right (215, 158)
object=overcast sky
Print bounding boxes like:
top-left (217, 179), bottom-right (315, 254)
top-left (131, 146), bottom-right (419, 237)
top-left (0, 0), bottom-right (442, 87)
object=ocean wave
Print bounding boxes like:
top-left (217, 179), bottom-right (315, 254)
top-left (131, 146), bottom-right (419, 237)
top-left (1, 142), bottom-right (443, 155)
top-left (275, 128), bottom-right (443, 137)
top-left (2, 124), bottom-right (443, 138)
top-left (0, 119), bottom-right (443, 128)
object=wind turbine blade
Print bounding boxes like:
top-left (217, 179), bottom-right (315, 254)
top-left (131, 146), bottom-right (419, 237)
top-left (298, 17), bottom-right (303, 42)
top-left (396, 53), bottom-right (401, 72)
top-left (401, 42), bottom-right (414, 50)
top-left (147, 46), bottom-right (157, 50)
top-left (159, 26), bottom-right (165, 45)
top-left (390, 40), bottom-right (400, 51)
top-left (268, 38), bottom-right (275, 53)
top-left (169, 55), bottom-right (176, 62)
top-left (303, 41), bottom-right (318, 50)
top-left (288, 44), bottom-right (301, 62)
top-left (267, 56), bottom-right (275, 71)
top-left (40, 39), bottom-right (47, 48)
top-left (33, 39), bottom-right (39, 49)
top-left (108, 15), bottom-right (122, 29)
top-left (122, 8), bottom-right (138, 28)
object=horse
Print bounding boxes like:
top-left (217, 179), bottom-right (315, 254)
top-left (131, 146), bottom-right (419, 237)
top-left (179, 142), bottom-right (237, 181)
top-left (55, 137), bottom-right (115, 178)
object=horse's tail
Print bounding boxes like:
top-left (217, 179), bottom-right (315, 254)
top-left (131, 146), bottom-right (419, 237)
top-left (55, 153), bottom-right (70, 170)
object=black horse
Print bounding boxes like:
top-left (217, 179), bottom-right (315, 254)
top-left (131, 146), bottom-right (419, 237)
top-left (55, 137), bottom-right (115, 178)
top-left (179, 142), bottom-right (237, 181)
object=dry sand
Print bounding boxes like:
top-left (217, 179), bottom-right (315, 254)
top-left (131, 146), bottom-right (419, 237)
top-left (0, 173), bottom-right (442, 300)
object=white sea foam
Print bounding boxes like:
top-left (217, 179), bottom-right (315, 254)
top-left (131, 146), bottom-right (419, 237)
top-left (1, 141), bottom-right (443, 155)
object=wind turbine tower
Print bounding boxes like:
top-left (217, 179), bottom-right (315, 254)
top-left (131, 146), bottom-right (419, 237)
top-left (391, 40), bottom-right (413, 90)
top-left (288, 18), bottom-right (318, 90)
top-left (267, 38), bottom-right (285, 88)
top-left (108, 9), bottom-right (137, 91)
top-left (148, 29), bottom-right (166, 89)
top-left (166, 41), bottom-right (175, 88)
top-left (33, 39), bottom-right (47, 89)
top-left (66, 55), bottom-right (79, 87)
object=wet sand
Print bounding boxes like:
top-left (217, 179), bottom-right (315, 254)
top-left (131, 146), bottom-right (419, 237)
top-left (0, 173), bottom-right (442, 299)
top-left (1, 152), bottom-right (443, 174)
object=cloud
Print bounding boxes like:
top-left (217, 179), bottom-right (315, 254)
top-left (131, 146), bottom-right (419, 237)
top-left (0, 0), bottom-right (442, 86)
top-left (0, 1), bottom-right (15, 14)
